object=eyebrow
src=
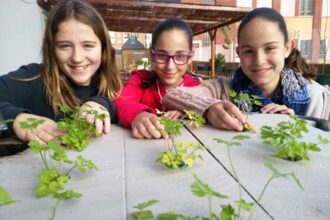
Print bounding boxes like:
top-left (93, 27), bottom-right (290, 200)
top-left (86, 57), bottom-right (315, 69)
top-left (55, 40), bottom-right (97, 44)
top-left (154, 49), bottom-right (190, 54)
top-left (240, 41), bottom-right (280, 48)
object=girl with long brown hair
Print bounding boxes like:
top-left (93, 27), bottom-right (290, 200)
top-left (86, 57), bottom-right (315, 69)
top-left (0, 0), bottom-right (121, 143)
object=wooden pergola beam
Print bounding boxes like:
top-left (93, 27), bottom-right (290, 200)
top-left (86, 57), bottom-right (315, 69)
top-left (37, 0), bottom-right (251, 78)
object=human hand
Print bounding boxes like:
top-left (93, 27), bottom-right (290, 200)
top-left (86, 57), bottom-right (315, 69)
top-left (205, 100), bottom-right (247, 131)
top-left (261, 103), bottom-right (294, 115)
top-left (164, 110), bottom-right (183, 120)
top-left (13, 113), bottom-right (64, 144)
top-left (131, 111), bottom-right (168, 139)
top-left (81, 101), bottom-right (111, 135)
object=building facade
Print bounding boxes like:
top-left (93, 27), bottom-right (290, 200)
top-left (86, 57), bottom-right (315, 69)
top-left (109, 0), bottom-right (330, 65)
top-left (192, 0), bottom-right (330, 64)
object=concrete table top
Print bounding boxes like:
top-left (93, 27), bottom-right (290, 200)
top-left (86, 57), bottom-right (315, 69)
top-left (0, 124), bottom-right (274, 220)
top-left (4, 113), bottom-right (327, 220)
top-left (185, 114), bottom-right (330, 220)
top-left (0, 126), bottom-right (126, 220)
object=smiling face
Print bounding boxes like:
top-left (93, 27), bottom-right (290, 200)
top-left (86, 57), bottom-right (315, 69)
top-left (55, 18), bottom-right (102, 86)
top-left (152, 29), bottom-right (192, 88)
top-left (236, 18), bottom-right (292, 97)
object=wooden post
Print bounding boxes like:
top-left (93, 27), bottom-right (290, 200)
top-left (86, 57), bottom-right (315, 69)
top-left (311, 0), bottom-right (322, 63)
top-left (208, 29), bottom-right (217, 79)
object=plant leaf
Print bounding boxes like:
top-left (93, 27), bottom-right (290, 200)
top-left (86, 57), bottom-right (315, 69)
top-left (0, 187), bottom-right (18, 206)
top-left (220, 204), bottom-right (235, 220)
top-left (133, 199), bottom-right (159, 211)
top-left (236, 199), bottom-right (254, 212)
top-left (191, 174), bottom-right (227, 199)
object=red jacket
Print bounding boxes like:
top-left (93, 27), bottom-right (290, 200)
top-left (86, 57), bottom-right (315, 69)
top-left (115, 69), bottom-right (200, 128)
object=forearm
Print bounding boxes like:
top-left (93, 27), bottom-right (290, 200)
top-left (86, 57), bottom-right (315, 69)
top-left (162, 87), bottom-right (221, 115)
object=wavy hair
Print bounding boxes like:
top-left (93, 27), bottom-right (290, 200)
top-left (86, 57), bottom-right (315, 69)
top-left (41, 0), bottom-right (121, 114)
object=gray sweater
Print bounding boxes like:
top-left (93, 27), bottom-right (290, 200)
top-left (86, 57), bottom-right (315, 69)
top-left (163, 77), bottom-right (330, 120)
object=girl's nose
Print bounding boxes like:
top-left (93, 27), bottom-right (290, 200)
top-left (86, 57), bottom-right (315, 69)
top-left (165, 57), bottom-right (176, 69)
top-left (255, 51), bottom-right (266, 65)
top-left (71, 47), bottom-right (84, 63)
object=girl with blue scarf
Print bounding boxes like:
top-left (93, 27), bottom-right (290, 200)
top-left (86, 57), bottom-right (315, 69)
top-left (163, 7), bottom-right (330, 131)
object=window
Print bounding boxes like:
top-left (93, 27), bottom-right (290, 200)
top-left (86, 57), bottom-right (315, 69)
top-left (203, 0), bottom-right (215, 4)
top-left (299, 0), bottom-right (313, 16)
top-left (256, 0), bottom-right (272, 8)
top-left (322, 0), bottom-right (330, 16)
top-left (202, 33), bottom-right (211, 47)
top-left (281, 0), bottom-right (295, 16)
top-left (141, 0), bottom-right (181, 2)
top-left (300, 40), bottom-right (312, 60)
top-left (237, 0), bottom-right (252, 7)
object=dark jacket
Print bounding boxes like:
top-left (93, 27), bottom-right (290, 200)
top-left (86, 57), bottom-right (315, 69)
top-left (0, 63), bottom-right (117, 136)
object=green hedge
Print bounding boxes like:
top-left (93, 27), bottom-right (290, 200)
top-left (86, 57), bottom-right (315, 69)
top-left (316, 74), bottom-right (330, 86)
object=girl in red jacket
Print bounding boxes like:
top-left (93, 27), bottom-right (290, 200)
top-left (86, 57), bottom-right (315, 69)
top-left (115, 18), bottom-right (200, 139)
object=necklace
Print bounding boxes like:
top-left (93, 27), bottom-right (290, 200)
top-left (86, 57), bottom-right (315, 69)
top-left (156, 80), bottom-right (165, 111)
top-left (156, 79), bottom-right (185, 111)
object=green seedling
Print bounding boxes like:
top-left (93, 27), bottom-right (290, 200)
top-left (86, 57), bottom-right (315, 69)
top-left (213, 134), bottom-right (251, 217)
top-left (50, 190), bottom-right (82, 220)
top-left (131, 200), bottom-right (198, 220)
top-left (247, 163), bottom-right (303, 220)
top-left (58, 104), bottom-right (107, 151)
top-left (158, 212), bottom-right (179, 220)
top-left (19, 108), bottom-right (99, 219)
top-left (213, 135), bottom-right (303, 219)
top-left (184, 110), bottom-right (206, 129)
top-left (190, 164), bottom-right (303, 220)
top-left (131, 199), bottom-right (159, 220)
top-left (191, 174), bottom-right (229, 219)
top-left (156, 110), bottom-right (205, 169)
top-left (0, 187), bottom-right (18, 206)
top-left (131, 163), bottom-right (303, 220)
top-left (229, 90), bottom-right (262, 132)
top-left (133, 123), bottom-right (305, 219)
top-left (261, 115), bottom-right (329, 161)
top-left (157, 141), bottom-right (204, 169)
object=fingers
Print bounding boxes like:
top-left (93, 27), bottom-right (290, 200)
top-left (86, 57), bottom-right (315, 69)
top-left (164, 110), bottom-right (183, 120)
top-left (134, 121), bottom-right (153, 139)
top-left (222, 100), bottom-right (246, 123)
top-left (152, 118), bottom-right (168, 138)
top-left (206, 101), bottom-right (244, 131)
top-left (103, 115), bottom-right (111, 134)
top-left (34, 119), bottom-right (64, 143)
top-left (131, 112), bottom-right (167, 139)
top-left (94, 119), bottom-right (103, 135)
top-left (133, 117), bottom-right (162, 139)
top-left (261, 103), bottom-right (295, 115)
top-left (13, 113), bottom-right (63, 143)
top-left (132, 126), bottom-right (144, 139)
top-left (132, 112), bottom-right (154, 139)
top-left (81, 101), bottom-right (111, 135)
top-left (93, 114), bottom-right (111, 135)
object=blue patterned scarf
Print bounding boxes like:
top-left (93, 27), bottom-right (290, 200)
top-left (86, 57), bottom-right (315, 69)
top-left (231, 66), bottom-right (310, 115)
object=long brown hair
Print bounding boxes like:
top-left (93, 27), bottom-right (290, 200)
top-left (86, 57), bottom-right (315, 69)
top-left (285, 48), bottom-right (317, 80)
top-left (42, 0), bottom-right (121, 114)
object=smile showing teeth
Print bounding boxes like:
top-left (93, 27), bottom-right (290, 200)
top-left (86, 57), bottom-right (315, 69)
top-left (252, 68), bottom-right (269, 74)
top-left (71, 65), bottom-right (88, 71)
